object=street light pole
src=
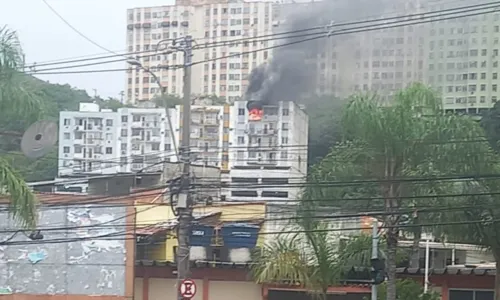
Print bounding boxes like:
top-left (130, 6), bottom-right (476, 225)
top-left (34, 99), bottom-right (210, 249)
top-left (126, 60), bottom-right (179, 160)
top-left (129, 36), bottom-right (194, 300)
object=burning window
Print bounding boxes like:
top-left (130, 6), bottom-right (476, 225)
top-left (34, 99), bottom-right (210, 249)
top-left (247, 101), bottom-right (263, 121)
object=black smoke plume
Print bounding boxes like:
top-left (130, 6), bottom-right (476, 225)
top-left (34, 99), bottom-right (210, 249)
top-left (245, 0), bottom-right (389, 108)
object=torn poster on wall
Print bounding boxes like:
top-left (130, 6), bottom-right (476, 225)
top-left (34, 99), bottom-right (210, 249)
top-left (67, 208), bottom-right (124, 262)
top-left (17, 249), bottom-right (47, 264)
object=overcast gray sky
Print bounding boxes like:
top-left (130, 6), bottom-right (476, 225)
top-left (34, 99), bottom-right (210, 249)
top-left (2, 0), bottom-right (174, 99)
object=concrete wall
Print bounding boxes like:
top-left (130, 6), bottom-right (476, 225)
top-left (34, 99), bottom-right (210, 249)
top-left (140, 278), bottom-right (262, 300)
top-left (0, 204), bottom-right (128, 295)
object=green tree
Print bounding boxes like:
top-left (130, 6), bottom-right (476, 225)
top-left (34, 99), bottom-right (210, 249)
top-left (481, 101), bottom-right (500, 152)
top-left (303, 95), bottom-right (345, 166)
top-left (301, 83), bottom-right (492, 300)
top-left (94, 97), bottom-right (127, 111)
top-left (152, 94), bottom-right (183, 108)
top-left (252, 224), bottom-right (339, 299)
top-left (376, 279), bottom-right (440, 300)
top-left (252, 232), bottom-right (410, 299)
top-left (433, 178), bottom-right (500, 300)
top-left (0, 26), bottom-right (45, 227)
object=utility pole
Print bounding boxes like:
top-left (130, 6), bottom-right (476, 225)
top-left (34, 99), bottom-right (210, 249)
top-left (176, 35), bottom-right (193, 300)
top-left (371, 220), bottom-right (378, 300)
top-left (119, 91), bottom-right (124, 103)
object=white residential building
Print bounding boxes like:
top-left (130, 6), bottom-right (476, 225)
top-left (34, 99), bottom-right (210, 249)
top-left (59, 101), bottom-right (308, 203)
top-left (125, 0), bottom-right (276, 104)
top-left (58, 103), bottom-right (176, 176)
top-left (223, 100), bottom-right (308, 203)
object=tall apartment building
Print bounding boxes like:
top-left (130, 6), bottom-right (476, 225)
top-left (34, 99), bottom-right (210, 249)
top-left (125, 0), bottom-right (276, 104)
top-left (223, 100), bottom-right (308, 203)
top-left (425, 0), bottom-right (500, 114)
top-left (58, 103), bottom-right (176, 176)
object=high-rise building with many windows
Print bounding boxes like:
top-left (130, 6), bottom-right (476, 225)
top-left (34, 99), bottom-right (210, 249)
top-left (425, 0), bottom-right (500, 114)
top-left (125, 0), bottom-right (277, 105)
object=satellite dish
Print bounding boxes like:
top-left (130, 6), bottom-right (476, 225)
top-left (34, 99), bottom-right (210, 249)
top-left (21, 121), bottom-right (58, 158)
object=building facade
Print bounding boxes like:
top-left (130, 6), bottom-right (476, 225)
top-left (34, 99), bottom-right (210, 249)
top-left (58, 103), bottom-right (176, 176)
top-left (0, 192), bottom-right (135, 300)
top-left (224, 100), bottom-right (308, 203)
top-left (271, 0), bottom-right (428, 101)
top-left (172, 104), bottom-right (231, 169)
top-left (58, 101), bottom-right (307, 203)
top-left (125, 0), bottom-right (276, 104)
top-left (425, 0), bottom-right (500, 113)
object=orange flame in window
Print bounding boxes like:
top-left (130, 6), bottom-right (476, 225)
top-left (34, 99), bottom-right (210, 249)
top-left (248, 108), bottom-right (263, 121)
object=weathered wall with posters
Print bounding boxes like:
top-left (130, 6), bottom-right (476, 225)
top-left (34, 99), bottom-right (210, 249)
top-left (0, 204), bottom-right (127, 295)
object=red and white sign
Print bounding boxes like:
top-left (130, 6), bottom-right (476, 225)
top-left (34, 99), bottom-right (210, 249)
top-left (179, 279), bottom-right (197, 299)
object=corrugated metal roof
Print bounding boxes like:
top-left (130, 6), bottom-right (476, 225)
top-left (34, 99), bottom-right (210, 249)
top-left (135, 260), bottom-right (497, 276)
top-left (0, 188), bottom-right (166, 205)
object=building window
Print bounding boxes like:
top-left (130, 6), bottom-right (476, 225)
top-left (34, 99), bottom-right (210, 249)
top-left (121, 116), bottom-right (128, 122)
top-left (106, 147), bottom-right (113, 154)
top-left (237, 136), bottom-right (245, 144)
top-left (63, 119), bottom-right (71, 126)
top-left (164, 144), bottom-right (171, 151)
top-left (152, 143), bottom-right (160, 151)
top-left (282, 123), bottom-right (289, 131)
top-left (282, 108), bottom-right (289, 116)
top-left (121, 129), bottom-right (128, 137)
top-left (63, 133), bottom-right (71, 140)
top-left (63, 146), bottom-right (70, 153)
top-left (106, 119), bottom-right (113, 126)
top-left (238, 108), bottom-right (245, 115)
top-left (261, 191), bottom-right (288, 198)
top-left (231, 191), bottom-right (258, 197)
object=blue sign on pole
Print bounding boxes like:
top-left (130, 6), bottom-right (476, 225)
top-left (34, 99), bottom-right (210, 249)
top-left (190, 225), bottom-right (213, 246)
top-left (221, 223), bottom-right (260, 249)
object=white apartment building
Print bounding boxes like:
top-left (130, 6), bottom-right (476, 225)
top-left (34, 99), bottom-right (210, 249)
top-left (223, 100), bottom-right (308, 203)
top-left (59, 101), bottom-right (308, 203)
top-left (125, 0), bottom-right (276, 104)
top-left (58, 103), bottom-right (176, 176)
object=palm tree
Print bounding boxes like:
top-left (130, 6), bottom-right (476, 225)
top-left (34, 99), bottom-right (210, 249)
top-left (252, 223), bottom-right (340, 300)
top-left (0, 26), bottom-right (43, 228)
top-left (433, 180), bottom-right (500, 300)
top-left (301, 83), bottom-right (493, 300)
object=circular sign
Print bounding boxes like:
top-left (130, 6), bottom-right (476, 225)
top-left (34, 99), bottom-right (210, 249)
top-left (179, 279), bottom-right (197, 299)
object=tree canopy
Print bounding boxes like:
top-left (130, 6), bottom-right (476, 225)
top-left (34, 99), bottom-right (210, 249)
top-left (265, 83), bottom-right (500, 300)
top-left (0, 26), bottom-right (48, 227)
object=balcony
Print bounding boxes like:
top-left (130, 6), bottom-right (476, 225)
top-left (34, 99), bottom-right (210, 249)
top-left (202, 135), bottom-right (219, 141)
top-left (246, 128), bottom-right (277, 136)
top-left (145, 136), bottom-right (161, 143)
top-left (262, 114), bottom-right (279, 122)
top-left (247, 156), bottom-right (278, 165)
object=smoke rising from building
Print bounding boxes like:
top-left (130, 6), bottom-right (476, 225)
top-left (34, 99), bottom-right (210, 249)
top-left (245, 0), bottom-right (389, 110)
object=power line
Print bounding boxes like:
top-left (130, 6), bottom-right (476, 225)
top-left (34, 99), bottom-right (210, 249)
top-left (27, 1), bottom-right (500, 75)
top-left (1, 216), bottom-right (498, 246)
top-left (24, 49), bottom-right (154, 69)
top-left (41, 0), bottom-right (126, 59)
top-left (27, 0), bottom-right (493, 69)
top-left (196, 1), bottom-right (500, 49)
